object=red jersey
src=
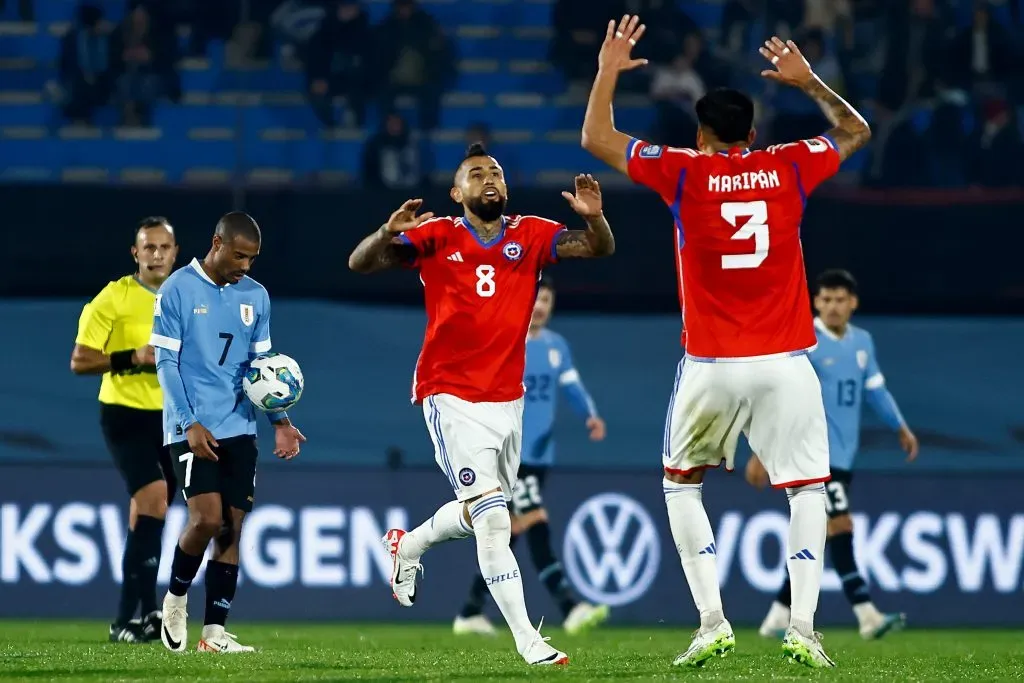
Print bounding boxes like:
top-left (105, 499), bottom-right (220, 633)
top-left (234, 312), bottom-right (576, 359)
top-left (400, 214), bottom-right (566, 403)
top-left (627, 135), bottom-right (841, 359)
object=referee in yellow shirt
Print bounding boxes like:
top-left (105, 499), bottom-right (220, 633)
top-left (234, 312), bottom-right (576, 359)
top-left (71, 217), bottom-right (179, 644)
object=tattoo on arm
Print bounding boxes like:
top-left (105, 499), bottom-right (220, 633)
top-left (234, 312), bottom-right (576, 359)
top-left (348, 226), bottom-right (417, 273)
top-left (800, 76), bottom-right (871, 161)
top-left (555, 214), bottom-right (615, 259)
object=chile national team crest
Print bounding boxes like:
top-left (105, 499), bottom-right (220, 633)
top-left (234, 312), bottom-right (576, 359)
top-left (240, 303), bottom-right (254, 326)
top-left (503, 241), bottom-right (523, 262)
top-left (458, 468), bottom-right (476, 486)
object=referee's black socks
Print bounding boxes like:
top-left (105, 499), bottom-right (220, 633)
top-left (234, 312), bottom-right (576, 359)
top-left (134, 515), bottom-right (165, 615)
top-left (204, 560), bottom-right (240, 626)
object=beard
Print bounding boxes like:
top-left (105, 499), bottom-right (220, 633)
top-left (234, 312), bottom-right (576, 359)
top-left (465, 193), bottom-right (507, 222)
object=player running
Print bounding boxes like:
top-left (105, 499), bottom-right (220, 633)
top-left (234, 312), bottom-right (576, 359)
top-left (452, 276), bottom-right (610, 637)
top-left (581, 16), bottom-right (871, 669)
top-left (747, 269), bottom-right (918, 641)
top-left (151, 212), bottom-right (306, 654)
top-left (71, 217), bottom-right (179, 644)
top-left (348, 142), bottom-right (615, 666)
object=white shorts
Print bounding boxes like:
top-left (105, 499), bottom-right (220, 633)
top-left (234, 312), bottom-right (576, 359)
top-left (422, 393), bottom-right (524, 502)
top-left (662, 352), bottom-right (830, 489)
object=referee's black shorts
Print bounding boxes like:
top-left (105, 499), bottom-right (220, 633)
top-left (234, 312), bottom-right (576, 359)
top-left (99, 403), bottom-right (176, 500)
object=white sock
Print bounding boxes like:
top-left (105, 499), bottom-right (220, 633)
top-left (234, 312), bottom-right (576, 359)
top-left (470, 493), bottom-right (534, 651)
top-left (399, 500), bottom-right (473, 561)
top-left (663, 479), bottom-right (725, 631)
top-left (786, 483), bottom-right (827, 636)
top-left (853, 602), bottom-right (880, 626)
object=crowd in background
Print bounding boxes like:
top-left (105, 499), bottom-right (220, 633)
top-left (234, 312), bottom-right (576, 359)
top-left (42, 0), bottom-right (1024, 188)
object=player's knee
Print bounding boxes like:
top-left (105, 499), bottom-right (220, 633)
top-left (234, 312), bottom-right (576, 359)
top-left (786, 482), bottom-right (826, 503)
top-left (469, 494), bottom-right (511, 548)
top-left (827, 513), bottom-right (853, 537)
top-left (133, 481), bottom-right (168, 518)
top-left (187, 507), bottom-right (224, 539)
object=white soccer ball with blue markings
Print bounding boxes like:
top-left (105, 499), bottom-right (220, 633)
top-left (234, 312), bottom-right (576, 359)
top-left (243, 352), bottom-right (304, 413)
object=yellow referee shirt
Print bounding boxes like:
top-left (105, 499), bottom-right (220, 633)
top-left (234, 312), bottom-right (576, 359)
top-left (76, 275), bottom-right (162, 411)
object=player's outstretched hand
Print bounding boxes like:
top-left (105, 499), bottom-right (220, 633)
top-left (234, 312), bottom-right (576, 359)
top-left (899, 425), bottom-right (919, 462)
top-left (274, 423), bottom-right (306, 460)
top-left (186, 423), bottom-right (219, 461)
top-left (562, 174), bottom-right (603, 218)
top-left (759, 37), bottom-right (814, 88)
top-left (386, 198), bottom-right (435, 235)
top-left (597, 14), bottom-right (648, 73)
top-left (586, 416), bottom-right (607, 441)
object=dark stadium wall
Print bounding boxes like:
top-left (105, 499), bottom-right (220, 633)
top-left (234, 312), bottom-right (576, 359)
top-left (0, 184), bottom-right (1021, 314)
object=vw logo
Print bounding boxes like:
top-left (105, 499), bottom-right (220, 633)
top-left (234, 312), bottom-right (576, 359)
top-left (562, 493), bottom-right (660, 607)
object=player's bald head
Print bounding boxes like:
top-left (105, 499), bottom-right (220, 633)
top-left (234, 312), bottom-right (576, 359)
top-left (215, 211), bottom-right (261, 245)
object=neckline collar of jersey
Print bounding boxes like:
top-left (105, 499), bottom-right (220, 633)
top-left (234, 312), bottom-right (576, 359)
top-left (132, 274), bottom-right (159, 294)
top-left (189, 257), bottom-right (229, 288)
top-left (814, 316), bottom-right (848, 341)
top-left (460, 214), bottom-right (506, 248)
top-left (716, 147), bottom-right (751, 158)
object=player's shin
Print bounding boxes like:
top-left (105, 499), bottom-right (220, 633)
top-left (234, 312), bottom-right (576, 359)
top-left (400, 500), bottom-right (474, 561)
top-left (203, 560), bottom-right (239, 627)
top-left (786, 483), bottom-right (827, 636)
top-left (116, 528), bottom-right (142, 626)
top-left (527, 522), bottom-right (577, 616)
top-left (168, 543), bottom-right (205, 597)
top-left (471, 494), bottom-right (535, 649)
top-left (663, 479), bottom-right (725, 630)
top-left (134, 515), bottom-right (165, 616)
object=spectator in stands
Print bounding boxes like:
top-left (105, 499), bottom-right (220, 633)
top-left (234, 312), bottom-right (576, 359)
top-left (362, 111), bottom-right (425, 189)
top-left (109, 2), bottom-right (180, 127)
top-left (877, 0), bottom-right (946, 113)
top-left (969, 98), bottom-right (1023, 187)
top-left (945, 2), bottom-right (1017, 93)
top-left (649, 33), bottom-right (706, 148)
top-left (373, 0), bottom-right (455, 132)
top-left (305, 0), bottom-right (372, 129)
top-left (59, 3), bottom-right (113, 125)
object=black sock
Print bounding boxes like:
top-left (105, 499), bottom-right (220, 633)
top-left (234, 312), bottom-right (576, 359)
top-left (168, 544), bottom-right (204, 597)
top-left (527, 522), bottom-right (577, 617)
top-left (776, 577), bottom-right (792, 607)
top-left (115, 529), bottom-right (140, 626)
top-left (460, 533), bottom-right (518, 618)
top-left (204, 560), bottom-right (240, 626)
top-left (829, 531), bottom-right (870, 605)
top-left (133, 515), bottom-right (165, 615)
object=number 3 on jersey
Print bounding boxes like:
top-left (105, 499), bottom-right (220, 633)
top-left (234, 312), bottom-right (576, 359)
top-left (475, 264), bottom-right (496, 297)
top-left (721, 200), bottom-right (769, 270)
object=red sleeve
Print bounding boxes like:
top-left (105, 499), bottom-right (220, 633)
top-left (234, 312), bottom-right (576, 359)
top-left (768, 135), bottom-right (841, 196)
top-left (397, 217), bottom-right (447, 268)
top-left (537, 218), bottom-right (567, 268)
top-left (626, 138), bottom-right (697, 202)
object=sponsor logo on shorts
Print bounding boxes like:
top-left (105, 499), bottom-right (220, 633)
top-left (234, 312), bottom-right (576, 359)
top-left (458, 467), bottom-right (476, 486)
top-left (502, 242), bottom-right (523, 261)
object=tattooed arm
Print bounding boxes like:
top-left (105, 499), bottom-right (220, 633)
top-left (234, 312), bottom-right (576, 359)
top-left (760, 36), bottom-right (870, 161)
top-left (347, 226), bottom-right (418, 273)
top-left (555, 174), bottom-right (615, 259)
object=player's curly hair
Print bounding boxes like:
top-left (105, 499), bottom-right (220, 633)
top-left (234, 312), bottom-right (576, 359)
top-left (464, 142), bottom-right (489, 159)
top-left (815, 269), bottom-right (858, 295)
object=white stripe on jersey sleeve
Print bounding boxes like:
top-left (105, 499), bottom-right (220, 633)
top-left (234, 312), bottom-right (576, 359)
top-left (251, 338), bottom-right (272, 354)
top-left (150, 333), bottom-right (181, 352)
top-left (558, 368), bottom-right (580, 385)
top-left (865, 373), bottom-right (886, 390)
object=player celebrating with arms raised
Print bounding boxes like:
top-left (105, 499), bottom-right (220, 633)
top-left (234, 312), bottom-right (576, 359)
top-left (748, 269), bottom-right (918, 641)
top-left (348, 143), bottom-right (615, 666)
top-left (581, 17), bottom-right (871, 668)
top-left (151, 212), bottom-right (305, 654)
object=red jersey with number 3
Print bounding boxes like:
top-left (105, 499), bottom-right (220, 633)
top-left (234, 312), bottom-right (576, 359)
top-left (400, 215), bottom-right (566, 403)
top-left (627, 135), bottom-right (841, 359)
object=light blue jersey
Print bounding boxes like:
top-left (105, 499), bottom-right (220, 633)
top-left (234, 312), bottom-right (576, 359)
top-left (151, 258), bottom-right (286, 444)
top-left (810, 318), bottom-right (905, 471)
top-left (521, 329), bottom-right (598, 467)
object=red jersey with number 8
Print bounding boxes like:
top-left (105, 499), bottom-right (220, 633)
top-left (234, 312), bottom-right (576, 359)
top-left (627, 135), bottom-right (841, 359)
top-left (400, 215), bottom-right (566, 403)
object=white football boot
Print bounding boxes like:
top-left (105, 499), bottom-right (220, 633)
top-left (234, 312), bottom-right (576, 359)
top-left (381, 529), bottom-right (423, 607)
top-left (563, 602), bottom-right (610, 635)
top-left (782, 627), bottom-right (836, 668)
top-left (758, 601), bottom-right (790, 639)
top-left (453, 614), bottom-right (498, 636)
top-left (197, 625), bottom-right (255, 653)
top-left (672, 619), bottom-right (736, 667)
top-left (520, 619), bottom-right (569, 666)
top-left (859, 608), bottom-right (906, 640)
top-left (160, 593), bottom-right (188, 653)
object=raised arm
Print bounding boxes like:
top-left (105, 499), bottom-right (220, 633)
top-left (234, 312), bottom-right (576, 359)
top-left (759, 37), bottom-right (870, 161)
top-left (347, 199), bottom-right (434, 274)
top-left (581, 15), bottom-right (648, 175)
top-left (555, 174), bottom-right (615, 258)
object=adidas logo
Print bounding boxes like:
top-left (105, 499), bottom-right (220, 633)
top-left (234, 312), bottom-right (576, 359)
top-left (446, 251), bottom-right (464, 262)
top-left (698, 542), bottom-right (716, 556)
top-left (789, 548), bottom-right (816, 560)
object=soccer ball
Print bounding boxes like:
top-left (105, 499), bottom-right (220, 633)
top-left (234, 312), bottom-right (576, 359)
top-left (243, 352), bottom-right (304, 413)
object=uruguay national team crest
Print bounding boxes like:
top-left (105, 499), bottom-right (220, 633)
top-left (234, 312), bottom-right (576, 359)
top-left (548, 348), bottom-right (561, 368)
top-left (458, 467), bottom-right (476, 486)
top-left (856, 349), bottom-right (868, 369)
top-left (503, 241), bottom-right (523, 262)
top-left (240, 303), bottom-right (254, 327)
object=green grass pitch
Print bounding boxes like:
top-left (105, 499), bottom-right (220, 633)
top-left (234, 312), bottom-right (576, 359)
top-left (1, 621), bottom-right (1023, 681)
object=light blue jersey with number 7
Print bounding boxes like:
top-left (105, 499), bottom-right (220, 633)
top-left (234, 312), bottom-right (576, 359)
top-left (151, 258), bottom-right (287, 445)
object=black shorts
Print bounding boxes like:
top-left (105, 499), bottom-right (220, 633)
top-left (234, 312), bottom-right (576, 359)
top-left (168, 435), bottom-right (258, 512)
top-left (824, 469), bottom-right (853, 519)
top-left (99, 403), bottom-right (176, 499)
top-left (510, 464), bottom-right (549, 517)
